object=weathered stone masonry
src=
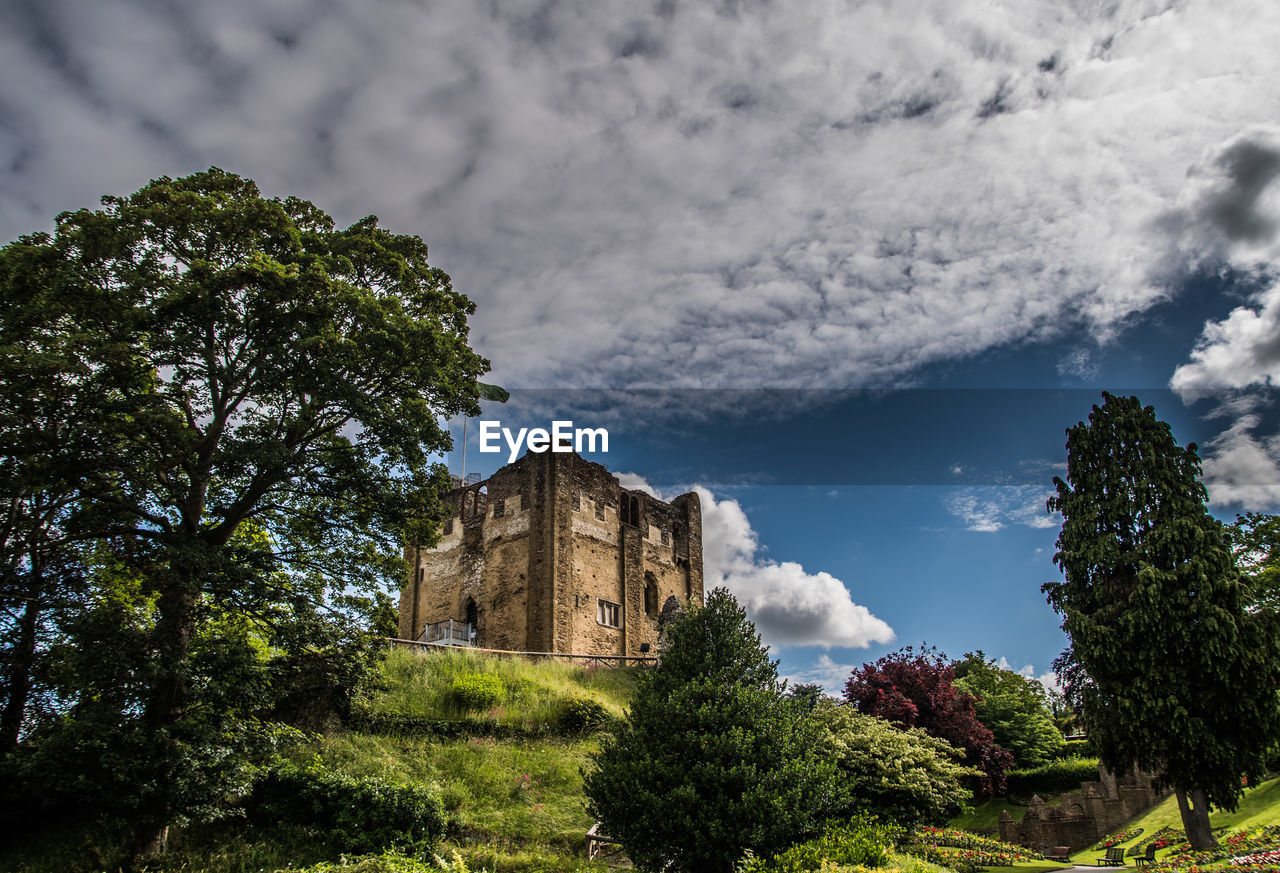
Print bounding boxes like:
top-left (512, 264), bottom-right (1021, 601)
top-left (398, 450), bottom-right (704, 658)
top-left (997, 764), bottom-right (1166, 854)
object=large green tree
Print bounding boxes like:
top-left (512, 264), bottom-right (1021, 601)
top-left (584, 588), bottom-right (837, 873)
top-left (952, 651), bottom-right (1064, 769)
top-left (1044, 393), bottom-right (1280, 850)
top-left (0, 169), bottom-right (486, 860)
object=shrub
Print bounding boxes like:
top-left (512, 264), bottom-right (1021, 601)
top-left (586, 588), bottom-right (838, 873)
top-left (739, 817), bottom-right (899, 872)
top-left (557, 695), bottom-right (610, 733)
top-left (246, 761), bottom-right (446, 855)
top-left (1057, 738), bottom-right (1095, 759)
top-left (451, 674), bottom-right (505, 712)
top-left (1004, 756), bottom-right (1099, 797)
top-left (810, 700), bottom-right (976, 828)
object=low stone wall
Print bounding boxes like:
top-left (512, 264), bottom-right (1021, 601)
top-left (997, 765), bottom-right (1166, 855)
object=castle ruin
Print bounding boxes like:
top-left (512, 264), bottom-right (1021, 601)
top-left (398, 450), bottom-right (704, 658)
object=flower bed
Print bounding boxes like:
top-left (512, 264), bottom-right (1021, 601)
top-left (905, 827), bottom-right (1043, 873)
top-left (1097, 828), bottom-right (1145, 850)
top-left (1142, 826), bottom-right (1280, 873)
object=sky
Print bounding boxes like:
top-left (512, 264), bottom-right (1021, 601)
top-left (4, 0), bottom-right (1280, 692)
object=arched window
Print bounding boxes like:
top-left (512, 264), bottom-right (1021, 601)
top-left (644, 572), bottom-right (658, 616)
top-left (464, 597), bottom-right (478, 642)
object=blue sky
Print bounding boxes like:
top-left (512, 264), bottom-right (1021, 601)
top-left (5, 0), bottom-right (1280, 691)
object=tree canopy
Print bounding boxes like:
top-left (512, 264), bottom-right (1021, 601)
top-left (844, 645), bottom-right (1014, 796)
top-left (1045, 393), bottom-right (1280, 850)
top-left (0, 168), bottom-right (486, 860)
top-left (810, 699), bottom-right (976, 828)
top-left (952, 651), bottom-right (1064, 769)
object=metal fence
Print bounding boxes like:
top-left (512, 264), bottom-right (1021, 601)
top-left (389, 636), bottom-right (656, 667)
top-left (418, 618), bottom-right (475, 647)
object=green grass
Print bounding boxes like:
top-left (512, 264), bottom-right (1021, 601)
top-left (364, 646), bottom-right (638, 726)
top-left (299, 731), bottom-right (600, 850)
top-left (1056, 775), bottom-right (1280, 865)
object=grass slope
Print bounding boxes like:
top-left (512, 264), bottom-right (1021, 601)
top-left (0, 646), bottom-right (637, 873)
top-left (1053, 776), bottom-right (1280, 865)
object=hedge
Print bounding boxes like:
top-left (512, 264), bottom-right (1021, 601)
top-left (1005, 756), bottom-right (1100, 797)
top-left (246, 763), bottom-right (447, 855)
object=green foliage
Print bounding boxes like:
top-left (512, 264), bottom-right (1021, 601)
top-left (247, 759), bottom-right (446, 856)
top-left (286, 850), bottom-right (445, 873)
top-left (952, 652), bottom-right (1064, 768)
top-left (738, 816), bottom-right (899, 872)
top-left (1056, 738), bottom-right (1094, 759)
top-left (451, 674), bottom-right (506, 712)
top-left (1045, 393), bottom-right (1280, 847)
top-left (305, 731), bottom-right (596, 850)
top-left (585, 588), bottom-right (838, 873)
top-left (787, 683), bottom-right (826, 712)
top-left (556, 695), bottom-right (610, 734)
top-left (0, 168), bottom-right (488, 851)
top-left (810, 700), bottom-right (975, 828)
top-left (363, 647), bottom-right (635, 727)
top-left (1004, 756), bottom-right (1101, 798)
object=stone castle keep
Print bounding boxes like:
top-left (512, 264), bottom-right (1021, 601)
top-left (398, 450), bottom-right (704, 658)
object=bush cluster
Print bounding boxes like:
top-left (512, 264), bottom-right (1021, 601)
top-left (1004, 756), bottom-right (1100, 797)
top-left (246, 762), bottom-right (446, 855)
top-left (450, 674), bottom-right (506, 712)
top-left (556, 695), bottom-right (611, 733)
top-left (739, 817), bottom-right (898, 872)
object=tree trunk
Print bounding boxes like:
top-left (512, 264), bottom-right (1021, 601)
top-left (0, 594), bottom-right (40, 755)
top-left (131, 567), bottom-right (199, 862)
top-left (1175, 786), bottom-right (1217, 850)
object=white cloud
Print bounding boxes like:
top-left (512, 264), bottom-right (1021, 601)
top-left (4, 1), bottom-right (1280, 388)
top-left (782, 654), bottom-right (859, 696)
top-left (1199, 413), bottom-right (1280, 510)
top-left (1172, 284), bottom-right (1280, 396)
top-left (944, 486), bottom-right (1058, 532)
top-left (617, 473), bottom-right (895, 649)
top-left (995, 657), bottom-right (1061, 693)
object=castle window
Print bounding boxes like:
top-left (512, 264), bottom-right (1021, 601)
top-left (597, 599), bottom-right (621, 628)
top-left (644, 572), bottom-right (658, 616)
top-left (492, 497), bottom-right (505, 519)
top-left (572, 492), bottom-right (581, 511)
top-left (594, 498), bottom-right (605, 520)
top-left (620, 492), bottom-right (641, 527)
top-left (443, 518), bottom-right (453, 535)
top-left (661, 529), bottom-right (670, 546)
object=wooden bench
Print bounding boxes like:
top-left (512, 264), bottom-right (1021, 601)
top-left (1046, 847), bottom-right (1072, 862)
top-left (1096, 847), bottom-right (1126, 866)
top-left (1134, 844), bottom-right (1158, 868)
top-left (586, 822), bottom-right (622, 861)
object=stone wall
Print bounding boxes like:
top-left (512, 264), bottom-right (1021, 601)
top-left (398, 450), bottom-right (703, 657)
top-left (997, 765), bottom-right (1165, 855)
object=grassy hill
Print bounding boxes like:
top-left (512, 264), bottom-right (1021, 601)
top-left (7, 647), bottom-right (1280, 873)
top-left (1, 646), bottom-right (638, 873)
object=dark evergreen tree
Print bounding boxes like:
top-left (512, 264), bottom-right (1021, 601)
top-left (584, 588), bottom-right (837, 873)
top-left (1045, 393), bottom-right (1280, 849)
